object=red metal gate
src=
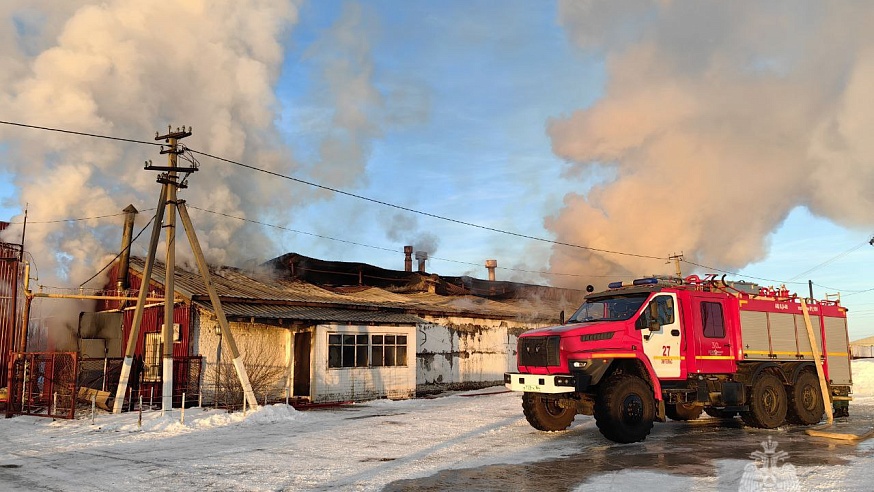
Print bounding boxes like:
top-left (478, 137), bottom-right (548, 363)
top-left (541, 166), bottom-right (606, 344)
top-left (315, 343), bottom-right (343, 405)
top-left (6, 352), bottom-right (77, 419)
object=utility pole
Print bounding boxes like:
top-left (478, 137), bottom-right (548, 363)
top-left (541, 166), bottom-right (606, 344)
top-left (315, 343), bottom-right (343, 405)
top-left (158, 126), bottom-right (187, 413)
top-left (668, 253), bottom-right (684, 278)
top-left (113, 126), bottom-right (258, 413)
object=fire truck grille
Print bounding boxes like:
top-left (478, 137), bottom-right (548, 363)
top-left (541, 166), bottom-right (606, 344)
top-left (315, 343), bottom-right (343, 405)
top-left (518, 336), bottom-right (560, 367)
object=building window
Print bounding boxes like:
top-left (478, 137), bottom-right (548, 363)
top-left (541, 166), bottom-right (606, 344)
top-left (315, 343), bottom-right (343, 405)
top-left (328, 334), bottom-right (369, 368)
top-left (327, 333), bottom-right (408, 368)
top-left (701, 302), bottom-right (726, 338)
top-left (371, 334), bottom-right (407, 367)
top-left (144, 332), bottom-right (162, 381)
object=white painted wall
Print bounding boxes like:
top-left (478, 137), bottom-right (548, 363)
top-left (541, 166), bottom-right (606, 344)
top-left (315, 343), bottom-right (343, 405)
top-left (311, 324), bottom-right (417, 403)
top-left (193, 309), bottom-right (290, 404)
top-left (189, 307), bottom-right (544, 404)
top-left (416, 316), bottom-right (538, 389)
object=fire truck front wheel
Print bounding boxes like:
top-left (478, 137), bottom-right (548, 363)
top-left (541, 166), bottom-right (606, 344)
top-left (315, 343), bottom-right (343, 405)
top-left (522, 392), bottom-right (576, 431)
top-left (741, 372), bottom-right (788, 429)
top-left (593, 374), bottom-right (655, 443)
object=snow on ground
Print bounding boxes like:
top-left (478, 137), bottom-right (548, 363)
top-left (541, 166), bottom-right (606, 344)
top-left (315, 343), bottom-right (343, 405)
top-left (2, 364), bottom-right (874, 491)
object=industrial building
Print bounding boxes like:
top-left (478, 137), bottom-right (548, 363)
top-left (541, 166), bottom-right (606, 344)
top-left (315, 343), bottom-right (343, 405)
top-left (83, 251), bottom-right (584, 406)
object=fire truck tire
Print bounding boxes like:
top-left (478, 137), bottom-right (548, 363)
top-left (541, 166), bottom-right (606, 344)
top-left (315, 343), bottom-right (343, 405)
top-left (522, 392), bottom-right (576, 431)
top-left (704, 408), bottom-right (737, 419)
top-left (741, 372), bottom-right (787, 429)
top-left (786, 370), bottom-right (824, 425)
top-left (665, 402), bottom-right (703, 421)
top-left (594, 374), bottom-right (655, 443)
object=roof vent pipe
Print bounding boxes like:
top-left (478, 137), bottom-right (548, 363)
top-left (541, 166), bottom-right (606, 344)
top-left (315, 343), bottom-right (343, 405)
top-left (116, 204), bottom-right (139, 291)
top-left (404, 245), bottom-right (413, 272)
top-left (485, 259), bottom-right (497, 281)
top-left (415, 251), bottom-right (428, 273)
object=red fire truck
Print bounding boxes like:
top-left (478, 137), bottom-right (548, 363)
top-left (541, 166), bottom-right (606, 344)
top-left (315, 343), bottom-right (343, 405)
top-left (504, 275), bottom-right (852, 443)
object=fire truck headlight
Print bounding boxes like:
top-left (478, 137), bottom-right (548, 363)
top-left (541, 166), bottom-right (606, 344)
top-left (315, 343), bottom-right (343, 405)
top-left (570, 360), bottom-right (589, 369)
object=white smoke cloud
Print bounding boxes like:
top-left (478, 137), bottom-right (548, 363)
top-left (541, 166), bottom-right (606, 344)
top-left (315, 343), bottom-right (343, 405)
top-left (0, 0), bottom-right (301, 289)
top-left (547, 1), bottom-right (874, 287)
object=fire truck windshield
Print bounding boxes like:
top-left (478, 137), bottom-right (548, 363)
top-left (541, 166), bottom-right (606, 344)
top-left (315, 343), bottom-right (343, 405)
top-left (567, 293), bottom-right (649, 323)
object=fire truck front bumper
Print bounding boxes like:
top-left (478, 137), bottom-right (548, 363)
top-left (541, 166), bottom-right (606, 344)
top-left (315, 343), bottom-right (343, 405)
top-left (504, 372), bottom-right (591, 393)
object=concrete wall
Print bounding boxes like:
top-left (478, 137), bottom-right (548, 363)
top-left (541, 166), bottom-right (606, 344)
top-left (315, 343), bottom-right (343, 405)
top-left (415, 316), bottom-right (538, 391)
top-left (193, 309), bottom-right (291, 404)
top-left (311, 324), bottom-right (416, 403)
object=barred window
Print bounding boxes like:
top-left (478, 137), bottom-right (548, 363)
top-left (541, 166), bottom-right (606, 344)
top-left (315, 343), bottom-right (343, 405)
top-left (328, 334), bottom-right (369, 368)
top-left (144, 332), bottom-right (162, 381)
top-left (328, 333), bottom-right (408, 369)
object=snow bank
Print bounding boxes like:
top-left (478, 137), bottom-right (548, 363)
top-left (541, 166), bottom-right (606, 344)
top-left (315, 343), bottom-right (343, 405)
top-left (96, 403), bottom-right (303, 435)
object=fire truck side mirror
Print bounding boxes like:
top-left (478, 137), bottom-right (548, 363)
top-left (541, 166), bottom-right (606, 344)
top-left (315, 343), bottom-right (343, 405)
top-left (635, 315), bottom-right (648, 331)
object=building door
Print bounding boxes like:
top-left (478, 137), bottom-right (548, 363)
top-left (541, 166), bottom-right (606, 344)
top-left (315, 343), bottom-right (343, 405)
top-left (293, 332), bottom-right (311, 397)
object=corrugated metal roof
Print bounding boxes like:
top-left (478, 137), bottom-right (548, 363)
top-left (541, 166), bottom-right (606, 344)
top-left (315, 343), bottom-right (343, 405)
top-left (195, 301), bottom-right (424, 324)
top-left (128, 257), bottom-right (572, 323)
top-left (131, 258), bottom-right (375, 305)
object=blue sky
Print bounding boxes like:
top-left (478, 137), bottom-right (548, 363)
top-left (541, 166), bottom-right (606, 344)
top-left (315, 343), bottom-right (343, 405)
top-left (1, 1), bottom-right (873, 339)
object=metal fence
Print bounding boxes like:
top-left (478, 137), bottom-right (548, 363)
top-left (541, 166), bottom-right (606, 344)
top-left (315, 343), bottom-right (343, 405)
top-left (6, 352), bottom-right (78, 419)
top-left (5, 353), bottom-right (204, 418)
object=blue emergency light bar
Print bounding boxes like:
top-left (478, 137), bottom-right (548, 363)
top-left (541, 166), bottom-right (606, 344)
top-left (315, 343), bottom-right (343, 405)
top-left (608, 277), bottom-right (660, 289)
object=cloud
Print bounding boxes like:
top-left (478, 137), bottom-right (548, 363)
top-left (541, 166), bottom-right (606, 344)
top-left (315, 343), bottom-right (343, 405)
top-left (0, 0), bottom-right (300, 287)
top-left (547, 1), bottom-right (874, 286)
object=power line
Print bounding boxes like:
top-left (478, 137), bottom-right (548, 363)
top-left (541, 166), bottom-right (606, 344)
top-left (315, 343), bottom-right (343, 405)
top-left (681, 257), bottom-right (874, 295)
top-left (0, 119), bottom-right (666, 262)
top-left (787, 238), bottom-right (872, 281)
top-left (7, 208), bottom-right (156, 225)
top-left (680, 259), bottom-right (806, 286)
top-left (187, 204), bottom-right (630, 279)
top-left (0, 120), bottom-right (162, 147)
top-left (5, 120), bottom-right (873, 292)
top-left (78, 214), bottom-right (156, 287)
top-left (188, 148), bottom-right (666, 262)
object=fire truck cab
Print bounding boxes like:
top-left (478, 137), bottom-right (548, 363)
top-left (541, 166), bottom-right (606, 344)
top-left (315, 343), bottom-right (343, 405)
top-left (504, 276), bottom-right (852, 443)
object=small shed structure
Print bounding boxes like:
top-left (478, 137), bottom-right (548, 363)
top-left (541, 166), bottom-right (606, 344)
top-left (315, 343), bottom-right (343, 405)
top-left (851, 335), bottom-right (874, 359)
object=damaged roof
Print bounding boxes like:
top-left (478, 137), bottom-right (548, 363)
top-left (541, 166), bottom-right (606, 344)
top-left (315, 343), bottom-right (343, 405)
top-left (127, 253), bottom-right (583, 325)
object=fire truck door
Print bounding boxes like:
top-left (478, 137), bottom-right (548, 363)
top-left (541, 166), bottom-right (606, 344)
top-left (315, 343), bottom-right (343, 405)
top-left (639, 293), bottom-right (682, 378)
top-left (691, 299), bottom-right (735, 374)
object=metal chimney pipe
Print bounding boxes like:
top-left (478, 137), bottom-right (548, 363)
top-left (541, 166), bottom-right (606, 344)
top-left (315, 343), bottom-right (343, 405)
top-left (404, 245), bottom-right (413, 272)
top-left (415, 251), bottom-right (428, 273)
top-left (485, 259), bottom-right (497, 281)
top-left (116, 204), bottom-right (139, 291)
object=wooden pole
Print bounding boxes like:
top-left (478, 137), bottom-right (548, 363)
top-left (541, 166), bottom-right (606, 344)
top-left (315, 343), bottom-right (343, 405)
top-left (800, 298), bottom-right (834, 424)
top-left (113, 184), bottom-right (168, 413)
top-left (176, 201), bottom-right (258, 410)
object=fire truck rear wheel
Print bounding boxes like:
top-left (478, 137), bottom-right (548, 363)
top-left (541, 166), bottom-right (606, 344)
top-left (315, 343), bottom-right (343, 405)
top-left (786, 370), bottom-right (824, 425)
top-left (665, 402), bottom-right (703, 421)
top-left (741, 372), bottom-right (788, 429)
top-left (594, 374), bottom-right (655, 443)
top-left (522, 392), bottom-right (576, 431)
